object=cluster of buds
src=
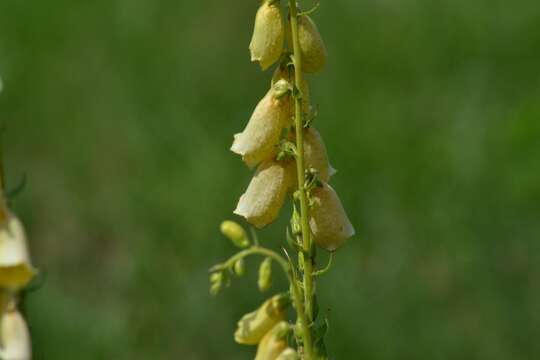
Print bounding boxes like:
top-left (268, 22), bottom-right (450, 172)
top-left (0, 200), bottom-right (35, 359)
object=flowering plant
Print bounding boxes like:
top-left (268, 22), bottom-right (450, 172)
top-left (211, 2), bottom-right (354, 359)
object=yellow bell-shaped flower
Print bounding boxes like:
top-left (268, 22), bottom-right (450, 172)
top-left (234, 160), bottom-right (295, 228)
top-left (231, 86), bottom-right (290, 168)
top-left (292, 127), bottom-right (335, 182)
top-left (0, 212), bottom-right (36, 289)
top-left (295, 15), bottom-right (327, 73)
top-left (0, 305), bottom-right (31, 360)
top-left (255, 321), bottom-right (289, 360)
top-left (249, 0), bottom-right (285, 71)
top-left (234, 294), bottom-right (289, 345)
top-left (309, 182), bottom-right (355, 251)
top-left (276, 348), bottom-right (299, 360)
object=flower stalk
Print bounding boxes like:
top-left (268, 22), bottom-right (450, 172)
top-left (288, 0), bottom-right (315, 357)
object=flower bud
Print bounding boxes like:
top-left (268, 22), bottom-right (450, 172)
top-left (209, 272), bottom-right (223, 296)
top-left (291, 15), bottom-right (327, 73)
top-left (258, 257), bottom-right (272, 292)
top-left (220, 220), bottom-right (249, 248)
top-left (0, 213), bottom-right (36, 289)
top-left (255, 321), bottom-right (289, 360)
top-left (234, 160), bottom-right (295, 228)
top-left (234, 258), bottom-right (246, 277)
top-left (231, 87), bottom-right (290, 168)
top-left (309, 183), bottom-right (355, 251)
top-left (250, 0), bottom-right (285, 71)
top-left (276, 348), bottom-right (299, 360)
top-left (234, 294), bottom-right (289, 345)
top-left (0, 307), bottom-right (31, 360)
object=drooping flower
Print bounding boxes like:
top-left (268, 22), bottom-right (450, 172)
top-left (250, 0), bottom-right (285, 71)
top-left (295, 15), bottom-right (327, 74)
top-left (234, 160), bottom-right (295, 228)
top-left (254, 321), bottom-right (289, 360)
top-left (0, 305), bottom-right (31, 360)
top-left (309, 182), bottom-right (355, 251)
top-left (234, 294), bottom-right (289, 345)
top-left (231, 85), bottom-right (290, 168)
top-left (276, 348), bottom-right (299, 360)
top-left (0, 213), bottom-right (36, 289)
top-left (290, 127), bottom-right (335, 182)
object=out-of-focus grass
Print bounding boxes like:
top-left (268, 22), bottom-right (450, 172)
top-left (0, 0), bottom-right (539, 358)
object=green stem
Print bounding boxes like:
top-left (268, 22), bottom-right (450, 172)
top-left (288, 1), bottom-right (315, 358)
top-left (211, 246), bottom-right (289, 275)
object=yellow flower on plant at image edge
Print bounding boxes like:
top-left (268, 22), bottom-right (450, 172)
top-left (0, 304), bottom-right (32, 360)
top-left (0, 212), bottom-right (36, 289)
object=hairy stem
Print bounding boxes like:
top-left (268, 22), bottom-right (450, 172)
top-left (288, 1), bottom-right (315, 358)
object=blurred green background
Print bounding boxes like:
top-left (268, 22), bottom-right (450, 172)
top-left (1, 0), bottom-right (539, 358)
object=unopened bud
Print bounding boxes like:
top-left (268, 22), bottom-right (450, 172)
top-left (258, 257), bottom-right (272, 292)
top-left (276, 348), bottom-right (299, 360)
top-left (231, 88), bottom-right (290, 168)
top-left (233, 258), bottom-right (246, 277)
top-left (209, 272), bottom-right (223, 296)
top-left (255, 321), bottom-right (289, 360)
top-left (234, 160), bottom-right (295, 228)
top-left (220, 220), bottom-right (249, 248)
top-left (0, 306), bottom-right (31, 360)
top-left (234, 294), bottom-right (290, 345)
top-left (250, 0), bottom-right (285, 71)
top-left (309, 182), bottom-right (355, 251)
top-left (0, 212), bottom-right (36, 289)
